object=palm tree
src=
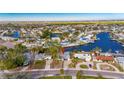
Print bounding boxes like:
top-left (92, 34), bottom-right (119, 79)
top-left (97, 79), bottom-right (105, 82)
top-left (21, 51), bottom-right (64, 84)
top-left (48, 46), bottom-right (58, 60)
top-left (15, 44), bottom-right (27, 53)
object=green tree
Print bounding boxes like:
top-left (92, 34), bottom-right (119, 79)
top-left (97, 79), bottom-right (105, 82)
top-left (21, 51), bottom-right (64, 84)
top-left (0, 46), bottom-right (7, 58)
top-left (62, 32), bottom-right (69, 38)
top-left (42, 30), bottom-right (51, 39)
top-left (48, 46), bottom-right (59, 60)
top-left (2, 45), bottom-right (26, 70)
top-left (15, 44), bottom-right (27, 53)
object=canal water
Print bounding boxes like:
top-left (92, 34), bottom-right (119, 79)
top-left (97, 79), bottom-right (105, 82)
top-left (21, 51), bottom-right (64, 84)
top-left (64, 32), bottom-right (124, 53)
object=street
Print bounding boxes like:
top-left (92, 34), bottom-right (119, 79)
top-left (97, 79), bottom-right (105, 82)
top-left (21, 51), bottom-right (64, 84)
top-left (1, 69), bottom-right (124, 79)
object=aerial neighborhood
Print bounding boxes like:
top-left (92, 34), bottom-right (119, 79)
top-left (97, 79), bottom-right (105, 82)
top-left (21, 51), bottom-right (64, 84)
top-left (0, 21), bottom-right (124, 79)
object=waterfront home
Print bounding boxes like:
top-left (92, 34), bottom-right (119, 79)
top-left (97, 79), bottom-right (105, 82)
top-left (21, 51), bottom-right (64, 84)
top-left (116, 57), bottom-right (124, 68)
top-left (51, 37), bottom-right (61, 42)
top-left (96, 55), bottom-right (114, 62)
top-left (51, 33), bottom-right (61, 42)
top-left (116, 33), bottom-right (124, 40)
top-left (74, 53), bottom-right (92, 62)
top-left (60, 40), bottom-right (70, 46)
top-left (79, 34), bottom-right (94, 43)
top-left (0, 36), bottom-right (15, 41)
top-left (79, 37), bottom-right (90, 43)
top-left (63, 52), bottom-right (70, 61)
top-left (85, 34), bottom-right (94, 39)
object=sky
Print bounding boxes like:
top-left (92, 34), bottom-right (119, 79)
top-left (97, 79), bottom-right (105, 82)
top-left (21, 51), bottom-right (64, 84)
top-left (0, 13), bottom-right (124, 21)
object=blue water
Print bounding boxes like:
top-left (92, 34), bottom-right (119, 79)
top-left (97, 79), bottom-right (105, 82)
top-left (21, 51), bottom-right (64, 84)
top-left (50, 33), bottom-right (62, 38)
top-left (12, 32), bottom-right (20, 38)
top-left (64, 32), bottom-right (124, 53)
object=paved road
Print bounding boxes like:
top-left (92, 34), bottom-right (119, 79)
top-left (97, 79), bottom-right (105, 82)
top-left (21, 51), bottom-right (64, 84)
top-left (2, 69), bottom-right (124, 79)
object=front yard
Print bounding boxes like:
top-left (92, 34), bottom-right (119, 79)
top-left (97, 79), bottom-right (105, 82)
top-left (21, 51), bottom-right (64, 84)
top-left (78, 75), bottom-right (107, 79)
top-left (50, 60), bottom-right (63, 69)
top-left (80, 64), bottom-right (88, 69)
top-left (31, 60), bottom-right (46, 69)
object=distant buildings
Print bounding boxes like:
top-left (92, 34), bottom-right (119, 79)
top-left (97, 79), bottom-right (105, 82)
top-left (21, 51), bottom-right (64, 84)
top-left (51, 33), bottom-right (61, 42)
top-left (51, 37), bottom-right (61, 42)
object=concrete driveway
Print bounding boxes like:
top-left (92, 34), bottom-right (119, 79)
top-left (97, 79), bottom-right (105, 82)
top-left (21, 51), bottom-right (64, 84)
top-left (96, 63), bottom-right (119, 72)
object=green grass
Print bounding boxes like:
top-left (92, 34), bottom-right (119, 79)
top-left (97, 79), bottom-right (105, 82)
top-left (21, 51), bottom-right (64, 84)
top-left (32, 60), bottom-right (46, 69)
top-left (80, 64), bottom-right (88, 69)
top-left (40, 75), bottom-right (106, 79)
top-left (79, 76), bottom-right (107, 79)
top-left (72, 57), bottom-right (82, 63)
top-left (40, 76), bottom-right (72, 79)
top-left (47, 21), bottom-right (124, 25)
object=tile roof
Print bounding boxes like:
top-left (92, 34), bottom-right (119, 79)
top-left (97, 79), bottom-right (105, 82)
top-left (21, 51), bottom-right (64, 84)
top-left (96, 56), bottom-right (114, 61)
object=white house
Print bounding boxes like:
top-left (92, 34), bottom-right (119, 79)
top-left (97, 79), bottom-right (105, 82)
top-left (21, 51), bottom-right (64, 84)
top-left (116, 57), bottom-right (124, 68)
top-left (63, 52), bottom-right (70, 61)
top-left (51, 37), bottom-right (61, 42)
top-left (0, 36), bottom-right (15, 41)
top-left (35, 53), bottom-right (52, 60)
top-left (74, 53), bottom-right (92, 61)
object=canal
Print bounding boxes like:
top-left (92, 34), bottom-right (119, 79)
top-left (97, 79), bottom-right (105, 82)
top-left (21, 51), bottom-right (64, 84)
top-left (64, 32), bottom-right (124, 53)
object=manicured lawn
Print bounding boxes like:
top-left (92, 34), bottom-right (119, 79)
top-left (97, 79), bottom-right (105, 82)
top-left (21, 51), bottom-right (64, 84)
top-left (40, 76), bottom-right (72, 79)
top-left (32, 60), bottom-right (46, 69)
top-left (79, 76), bottom-right (107, 79)
top-left (50, 61), bottom-right (62, 69)
top-left (40, 75), bottom-right (106, 79)
top-left (80, 64), bottom-right (88, 69)
top-left (72, 57), bottom-right (82, 63)
top-left (68, 63), bottom-right (76, 68)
